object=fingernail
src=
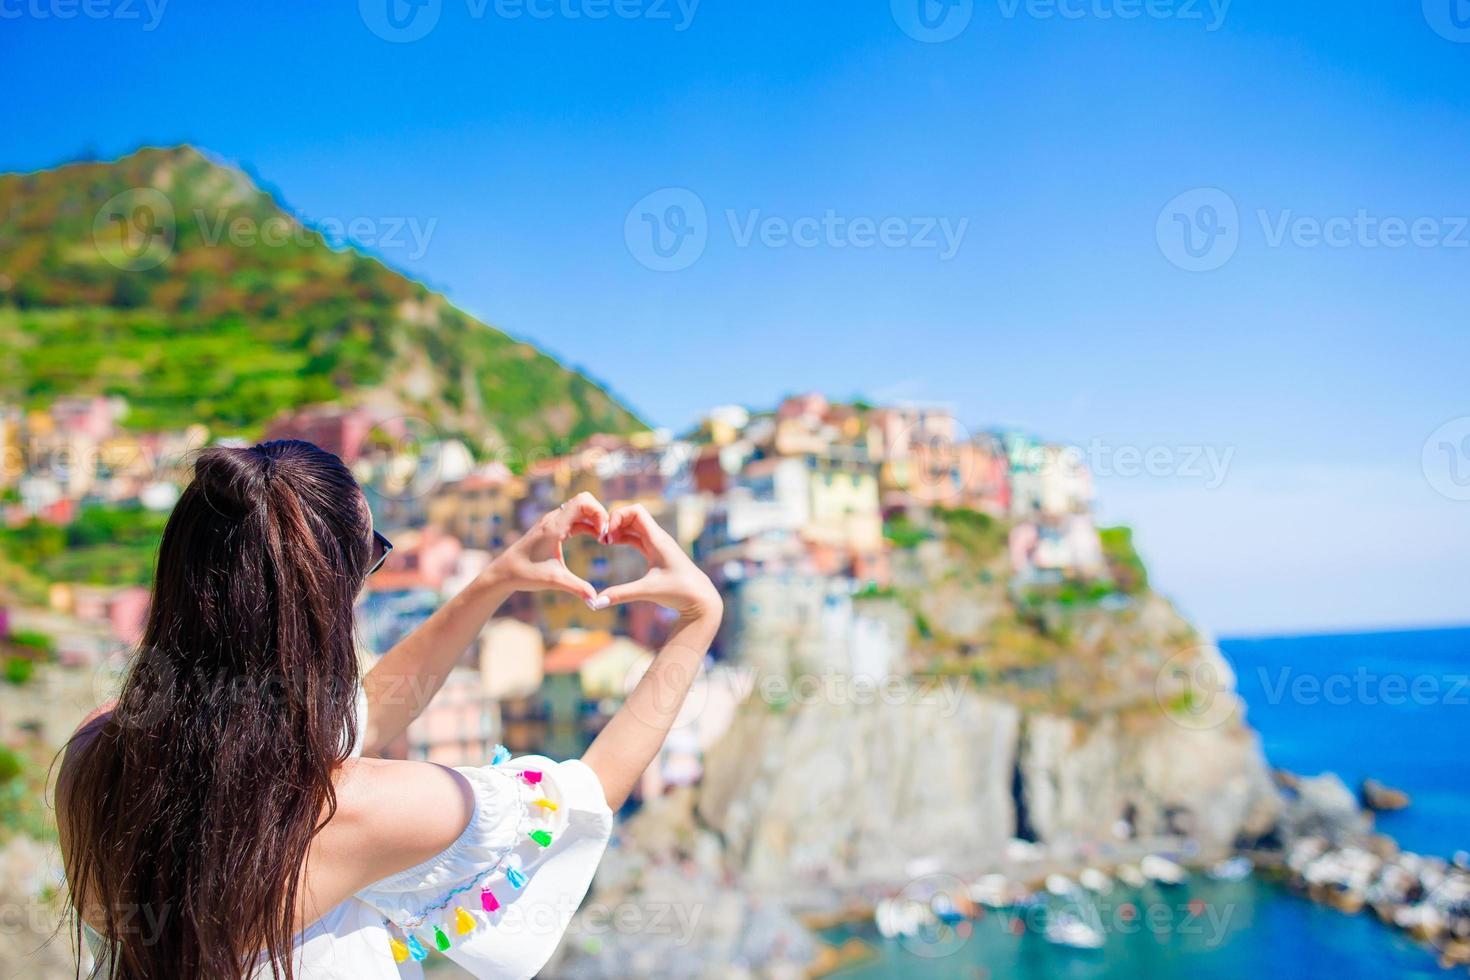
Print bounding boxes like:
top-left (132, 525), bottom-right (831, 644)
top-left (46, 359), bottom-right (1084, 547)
top-left (586, 596), bottom-right (610, 611)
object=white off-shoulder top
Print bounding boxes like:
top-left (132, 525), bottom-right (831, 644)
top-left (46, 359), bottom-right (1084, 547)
top-left (301, 753), bottom-right (612, 979)
top-left (84, 689), bottom-right (613, 980)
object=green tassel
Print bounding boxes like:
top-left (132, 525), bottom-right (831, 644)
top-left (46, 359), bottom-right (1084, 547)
top-left (434, 925), bottom-right (451, 952)
top-left (529, 829), bottom-right (553, 847)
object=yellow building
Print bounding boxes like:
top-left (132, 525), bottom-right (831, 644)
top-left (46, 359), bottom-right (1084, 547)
top-left (805, 454), bottom-right (883, 552)
top-left (426, 464), bottom-right (522, 552)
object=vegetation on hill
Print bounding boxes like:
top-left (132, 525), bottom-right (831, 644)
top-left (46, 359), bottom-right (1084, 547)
top-left (0, 145), bottom-right (642, 452)
top-left (0, 504), bottom-right (166, 603)
top-left (881, 509), bottom-right (1189, 717)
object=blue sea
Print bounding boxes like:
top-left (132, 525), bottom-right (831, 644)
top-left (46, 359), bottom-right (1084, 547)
top-left (830, 626), bottom-right (1470, 979)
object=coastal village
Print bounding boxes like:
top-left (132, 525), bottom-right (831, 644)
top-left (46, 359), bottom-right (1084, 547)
top-left (0, 390), bottom-right (1103, 774)
top-left (1, 392), bottom-right (1468, 975)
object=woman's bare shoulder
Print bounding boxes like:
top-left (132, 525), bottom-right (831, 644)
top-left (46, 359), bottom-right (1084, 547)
top-left (318, 757), bottom-right (477, 890)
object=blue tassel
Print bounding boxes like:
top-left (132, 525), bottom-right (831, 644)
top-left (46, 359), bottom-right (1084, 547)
top-left (405, 935), bottom-right (429, 961)
top-left (507, 866), bottom-right (527, 889)
top-left (491, 744), bottom-right (511, 765)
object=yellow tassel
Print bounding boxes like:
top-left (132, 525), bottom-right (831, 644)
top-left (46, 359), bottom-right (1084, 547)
top-left (455, 906), bottom-right (476, 935)
top-left (533, 798), bottom-right (559, 811)
top-left (389, 938), bottom-right (410, 963)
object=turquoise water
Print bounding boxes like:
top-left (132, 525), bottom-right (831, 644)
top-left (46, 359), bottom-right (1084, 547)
top-left (831, 626), bottom-right (1469, 978)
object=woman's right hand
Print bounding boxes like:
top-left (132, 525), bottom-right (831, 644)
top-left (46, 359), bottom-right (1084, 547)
top-left (590, 504), bottom-right (722, 621)
top-left (482, 492), bottom-right (609, 602)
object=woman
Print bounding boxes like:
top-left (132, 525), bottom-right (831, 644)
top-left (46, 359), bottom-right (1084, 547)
top-left (56, 439), bottom-right (721, 979)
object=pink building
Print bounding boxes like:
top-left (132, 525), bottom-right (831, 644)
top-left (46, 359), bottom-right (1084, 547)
top-left (107, 587), bottom-right (151, 646)
top-left (263, 405), bottom-right (384, 465)
top-left (385, 668), bottom-right (499, 767)
top-left (368, 527), bottom-right (464, 593)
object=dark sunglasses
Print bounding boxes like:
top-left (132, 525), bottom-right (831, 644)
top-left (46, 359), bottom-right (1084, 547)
top-left (367, 530), bottom-right (394, 577)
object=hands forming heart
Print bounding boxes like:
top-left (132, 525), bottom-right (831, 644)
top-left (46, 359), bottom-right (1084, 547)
top-left (484, 492), bottom-right (721, 621)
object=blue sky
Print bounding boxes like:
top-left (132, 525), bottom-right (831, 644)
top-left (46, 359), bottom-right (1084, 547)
top-left (2, 0), bottom-right (1467, 635)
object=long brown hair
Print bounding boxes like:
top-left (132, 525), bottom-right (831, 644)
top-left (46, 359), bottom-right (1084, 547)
top-left (60, 440), bottom-right (373, 979)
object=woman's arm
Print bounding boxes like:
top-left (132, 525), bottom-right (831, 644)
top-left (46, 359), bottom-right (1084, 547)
top-left (579, 504), bottom-right (723, 810)
top-left (360, 493), bottom-right (609, 754)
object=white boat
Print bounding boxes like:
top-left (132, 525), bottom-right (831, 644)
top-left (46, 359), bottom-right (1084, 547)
top-left (1045, 911), bottom-right (1105, 950)
top-left (1045, 874), bottom-right (1078, 897)
top-left (967, 874), bottom-right (1011, 909)
top-left (875, 897), bottom-right (930, 938)
top-left (1116, 864), bottom-right (1147, 888)
top-left (1208, 856), bottom-right (1253, 882)
top-left (1141, 855), bottom-right (1187, 885)
top-left (1079, 867), bottom-right (1113, 893)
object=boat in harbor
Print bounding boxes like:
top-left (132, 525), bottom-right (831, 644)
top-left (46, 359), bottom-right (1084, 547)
top-left (1045, 874), bottom-right (1079, 896)
top-left (1209, 856), bottom-right (1253, 881)
top-left (1116, 864), bottom-right (1147, 888)
top-left (1079, 867), bottom-right (1114, 893)
top-left (1045, 911), bottom-right (1106, 950)
top-left (874, 897), bottom-right (930, 939)
top-left (1141, 854), bottom-right (1188, 885)
top-left (967, 873), bottom-right (1011, 909)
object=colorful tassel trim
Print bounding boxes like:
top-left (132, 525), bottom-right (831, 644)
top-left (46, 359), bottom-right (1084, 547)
top-left (520, 769), bottom-right (543, 785)
top-left (405, 935), bottom-right (428, 962)
top-left (491, 744), bottom-right (511, 765)
top-left (481, 888), bottom-right (501, 912)
top-left (455, 906), bottom-right (476, 935)
top-left (533, 797), bottom-right (558, 811)
top-left (389, 938), bottom-right (410, 963)
top-left (507, 866), bottom-right (528, 889)
top-left (529, 829), bottom-right (553, 848)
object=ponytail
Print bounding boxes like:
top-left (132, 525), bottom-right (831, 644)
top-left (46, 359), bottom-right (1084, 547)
top-left (61, 440), bottom-right (371, 979)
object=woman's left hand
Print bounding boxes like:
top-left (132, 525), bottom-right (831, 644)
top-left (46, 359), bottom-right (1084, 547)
top-left (482, 492), bottom-right (609, 601)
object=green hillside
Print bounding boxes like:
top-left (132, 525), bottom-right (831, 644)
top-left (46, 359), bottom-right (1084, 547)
top-left (0, 145), bottom-right (642, 454)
